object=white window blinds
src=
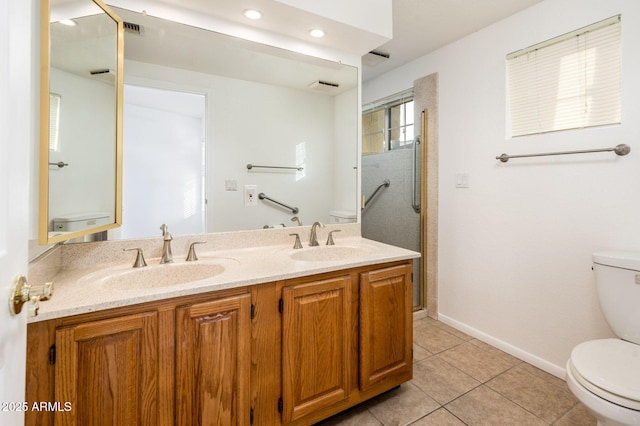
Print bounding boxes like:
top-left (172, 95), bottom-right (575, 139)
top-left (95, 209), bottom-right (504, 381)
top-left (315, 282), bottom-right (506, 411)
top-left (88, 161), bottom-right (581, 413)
top-left (507, 16), bottom-right (621, 137)
top-left (49, 93), bottom-right (61, 151)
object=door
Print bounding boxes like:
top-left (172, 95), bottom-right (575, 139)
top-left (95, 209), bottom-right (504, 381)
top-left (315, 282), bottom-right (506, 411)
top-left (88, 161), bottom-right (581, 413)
top-left (120, 84), bottom-right (206, 239)
top-left (176, 294), bottom-right (251, 426)
top-left (0, 0), bottom-right (34, 423)
top-left (54, 312), bottom-right (159, 424)
top-left (281, 276), bottom-right (352, 423)
top-left (360, 264), bottom-right (413, 391)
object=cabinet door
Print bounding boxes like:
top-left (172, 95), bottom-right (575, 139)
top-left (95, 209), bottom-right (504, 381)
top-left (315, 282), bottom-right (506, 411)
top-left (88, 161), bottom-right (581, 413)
top-left (281, 276), bottom-right (352, 423)
top-left (176, 293), bottom-right (251, 426)
top-left (54, 311), bottom-right (159, 425)
top-left (360, 264), bottom-right (413, 391)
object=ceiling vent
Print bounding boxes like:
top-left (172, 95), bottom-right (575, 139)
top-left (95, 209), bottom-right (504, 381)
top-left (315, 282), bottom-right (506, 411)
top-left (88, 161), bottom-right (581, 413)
top-left (89, 69), bottom-right (115, 82)
top-left (308, 80), bottom-right (340, 92)
top-left (362, 50), bottom-right (390, 67)
top-left (123, 21), bottom-right (142, 35)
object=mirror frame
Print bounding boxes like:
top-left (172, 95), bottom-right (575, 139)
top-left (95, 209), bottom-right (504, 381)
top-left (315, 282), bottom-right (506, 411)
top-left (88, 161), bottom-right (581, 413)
top-left (39, 0), bottom-right (124, 244)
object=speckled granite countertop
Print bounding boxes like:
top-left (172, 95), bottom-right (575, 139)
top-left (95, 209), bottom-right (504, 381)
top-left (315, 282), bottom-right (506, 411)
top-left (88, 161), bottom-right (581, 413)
top-left (28, 225), bottom-right (419, 322)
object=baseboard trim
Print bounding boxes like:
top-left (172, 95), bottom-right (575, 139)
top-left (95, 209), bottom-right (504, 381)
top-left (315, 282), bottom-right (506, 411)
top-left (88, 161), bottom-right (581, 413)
top-left (437, 314), bottom-right (566, 380)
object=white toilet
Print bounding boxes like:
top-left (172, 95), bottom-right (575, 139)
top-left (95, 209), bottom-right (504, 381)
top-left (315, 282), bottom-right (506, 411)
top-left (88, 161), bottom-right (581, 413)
top-left (566, 251), bottom-right (640, 425)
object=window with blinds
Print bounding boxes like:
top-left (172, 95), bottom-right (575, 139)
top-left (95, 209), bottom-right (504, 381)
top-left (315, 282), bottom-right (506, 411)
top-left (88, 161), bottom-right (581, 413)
top-left (507, 15), bottom-right (621, 137)
top-left (362, 90), bottom-right (414, 155)
top-left (49, 93), bottom-right (61, 151)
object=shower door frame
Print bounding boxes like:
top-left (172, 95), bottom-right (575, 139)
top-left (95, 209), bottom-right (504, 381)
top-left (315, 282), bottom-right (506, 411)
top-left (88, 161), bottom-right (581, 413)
top-left (417, 109), bottom-right (429, 311)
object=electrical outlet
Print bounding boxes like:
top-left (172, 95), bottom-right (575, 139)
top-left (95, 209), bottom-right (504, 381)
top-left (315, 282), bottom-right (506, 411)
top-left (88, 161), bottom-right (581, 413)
top-left (244, 185), bottom-right (257, 206)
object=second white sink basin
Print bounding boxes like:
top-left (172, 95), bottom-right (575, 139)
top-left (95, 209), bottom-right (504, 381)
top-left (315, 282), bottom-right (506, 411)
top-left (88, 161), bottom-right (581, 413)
top-left (289, 246), bottom-right (371, 262)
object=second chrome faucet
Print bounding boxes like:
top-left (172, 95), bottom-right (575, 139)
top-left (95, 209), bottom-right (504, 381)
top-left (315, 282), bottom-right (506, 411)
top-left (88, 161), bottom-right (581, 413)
top-left (309, 221), bottom-right (325, 246)
top-left (160, 224), bottom-right (173, 264)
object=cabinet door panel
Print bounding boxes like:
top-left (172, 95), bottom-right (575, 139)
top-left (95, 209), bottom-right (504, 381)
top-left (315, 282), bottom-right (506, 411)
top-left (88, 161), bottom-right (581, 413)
top-left (282, 276), bottom-right (351, 423)
top-left (176, 294), bottom-right (251, 426)
top-left (360, 264), bottom-right (413, 390)
top-left (55, 312), bottom-right (158, 425)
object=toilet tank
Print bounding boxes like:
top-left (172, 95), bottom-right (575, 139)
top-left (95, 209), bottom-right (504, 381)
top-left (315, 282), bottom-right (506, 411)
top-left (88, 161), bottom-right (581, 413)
top-left (593, 251), bottom-right (640, 344)
top-left (52, 212), bottom-right (110, 232)
top-left (329, 210), bottom-right (356, 224)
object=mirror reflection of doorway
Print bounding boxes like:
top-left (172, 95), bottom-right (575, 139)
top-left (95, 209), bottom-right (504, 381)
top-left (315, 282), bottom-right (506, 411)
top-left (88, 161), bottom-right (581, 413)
top-left (120, 85), bottom-right (206, 239)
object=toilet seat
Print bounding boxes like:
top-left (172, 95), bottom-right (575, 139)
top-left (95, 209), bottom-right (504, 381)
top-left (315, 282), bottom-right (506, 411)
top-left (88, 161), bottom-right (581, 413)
top-left (570, 338), bottom-right (640, 411)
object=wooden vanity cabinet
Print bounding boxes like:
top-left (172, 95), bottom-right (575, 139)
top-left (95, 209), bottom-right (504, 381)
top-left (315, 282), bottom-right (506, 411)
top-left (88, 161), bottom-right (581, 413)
top-left (175, 293), bottom-right (251, 425)
top-left (359, 264), bottom-right (413, 392)
top-left (263, 260), bottom-right (414, 425)
top-left (280, 275), bottom-right (352, 423)
top-left (26, 260), bottom-right (413, 426)
top-left (55, 311), bottom-right (160, 425)
top-left (25, 289), bottom-right (251, 426)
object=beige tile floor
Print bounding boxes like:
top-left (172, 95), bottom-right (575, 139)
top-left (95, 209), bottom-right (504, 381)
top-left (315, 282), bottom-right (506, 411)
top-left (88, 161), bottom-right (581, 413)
top-left (317, 317), bottom-right (597, 426)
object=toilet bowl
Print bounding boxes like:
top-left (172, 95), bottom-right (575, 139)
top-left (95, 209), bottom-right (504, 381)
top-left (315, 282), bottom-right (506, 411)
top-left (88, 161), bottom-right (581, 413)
top-left (566, 339), bottom-right (640, 425)
top-left (566, 251), bottom-right (640, 425)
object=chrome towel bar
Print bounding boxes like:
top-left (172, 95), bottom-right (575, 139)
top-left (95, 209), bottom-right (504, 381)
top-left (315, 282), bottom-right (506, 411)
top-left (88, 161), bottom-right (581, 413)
top-left (247, 164), bottom-right (303, 171)
top-left (496, 144), bottom-right (630, 163)
top-left (258, 193), bottom-right (299, 214)
top-left (48, 161), bottom-right (69, 168)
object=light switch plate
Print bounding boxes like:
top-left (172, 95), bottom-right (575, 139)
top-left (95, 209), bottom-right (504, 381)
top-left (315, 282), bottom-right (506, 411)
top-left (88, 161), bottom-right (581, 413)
top-left (225, 179), bottom-right (237, 191)
top-left (455, 172), bottom-right (470, 188)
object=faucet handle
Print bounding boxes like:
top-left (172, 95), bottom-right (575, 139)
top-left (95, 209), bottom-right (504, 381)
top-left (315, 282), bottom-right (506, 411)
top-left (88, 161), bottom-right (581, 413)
top-left (327, 229), bottom-right (342, 246)
top-left (186, 241), bottom-right (206, 261)
top-left (326, 230), bottom-right (341, 246)
top-left (124, 248), bottom-right (147, 268)
top-left (289, 233), bottom-right (303, 249)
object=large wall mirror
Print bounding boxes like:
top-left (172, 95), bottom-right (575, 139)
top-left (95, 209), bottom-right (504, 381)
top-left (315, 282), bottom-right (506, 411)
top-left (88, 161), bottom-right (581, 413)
top-left (106, 6), bottom-right (359, 240)
top-left (39, 0), bottom-right (123, 244)
top-left (39, 2), bottom-right (358, 245)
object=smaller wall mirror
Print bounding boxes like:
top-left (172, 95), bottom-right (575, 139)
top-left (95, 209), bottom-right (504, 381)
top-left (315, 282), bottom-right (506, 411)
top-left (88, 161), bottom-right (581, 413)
top-left (39, 0), bottom-right (124, 244)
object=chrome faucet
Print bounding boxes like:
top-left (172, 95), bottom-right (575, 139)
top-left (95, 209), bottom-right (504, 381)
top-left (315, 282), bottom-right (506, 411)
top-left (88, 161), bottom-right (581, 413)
top-left (160, 224), bottom-right (173, 264)
top-left (309, 221), bottom-right (325, 246)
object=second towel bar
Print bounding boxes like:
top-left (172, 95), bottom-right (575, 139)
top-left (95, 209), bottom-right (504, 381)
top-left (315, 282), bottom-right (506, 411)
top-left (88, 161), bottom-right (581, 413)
top-left (258, 193), bottom-right (299, 214)
top-left (496, 144), bottom-right (630, 163)
top-left (247, 164), bottom-right (303, 171)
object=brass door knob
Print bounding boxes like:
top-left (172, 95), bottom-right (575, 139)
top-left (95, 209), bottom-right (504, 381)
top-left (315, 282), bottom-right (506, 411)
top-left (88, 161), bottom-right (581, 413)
top-left (8, 275), bottom-right (54, 317)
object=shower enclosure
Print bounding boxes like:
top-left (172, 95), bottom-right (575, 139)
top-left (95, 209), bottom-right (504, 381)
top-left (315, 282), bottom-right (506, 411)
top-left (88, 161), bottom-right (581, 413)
top-left (361, 93), bottom-right (424, 308)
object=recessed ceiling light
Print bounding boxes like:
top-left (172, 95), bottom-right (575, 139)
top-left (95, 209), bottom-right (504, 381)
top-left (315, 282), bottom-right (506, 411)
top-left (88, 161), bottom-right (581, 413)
top-left (243, 9), bottom-right (262, 20)
top-left (59, 19), bottom-right (77, 26)
top-left (309, 29), bottom-right (325, 38)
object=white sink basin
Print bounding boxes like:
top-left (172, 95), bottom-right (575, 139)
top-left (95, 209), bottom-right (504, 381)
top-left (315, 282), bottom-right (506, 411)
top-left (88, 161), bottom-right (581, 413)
top-left (289, 246), bottom-right (371, 262)
top-left (80, 259), bottom-right (236, 290)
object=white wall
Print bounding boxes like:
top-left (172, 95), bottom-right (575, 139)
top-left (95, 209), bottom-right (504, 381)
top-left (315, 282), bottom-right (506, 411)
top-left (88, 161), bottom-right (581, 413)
top-left (125, 60), bottom-right (349, 232)
top-left (333, 87), bottom-right (359, 214)
top-left (363, 0), bottom-right (640, 376)
top-left (48, 68), bottom-right (116, 227)
top-left (210, 74), bottom-right (335, 231)
top-left (274, 0), bottom-right (392, 39)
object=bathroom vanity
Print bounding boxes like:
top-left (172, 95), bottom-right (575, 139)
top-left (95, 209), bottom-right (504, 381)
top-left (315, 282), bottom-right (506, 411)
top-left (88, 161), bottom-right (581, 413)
top-left (25, 230), bottom-right (418, 425)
